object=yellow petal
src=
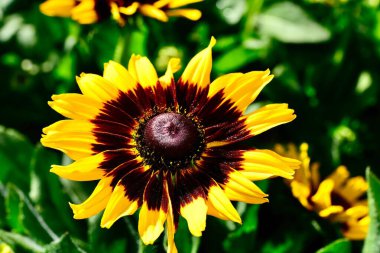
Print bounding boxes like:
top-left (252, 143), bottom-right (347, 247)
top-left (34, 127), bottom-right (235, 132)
top-left (159, 58), bottom-right (181, 87)
top-left (109, 2), bottom-right (125, 26)
top-left (41, 139), bottom-right (93, 160)
top-left (310, 162), bottom-right (321, 189)
top-left (311, 179), bottom-right (334, 209)
top-left (71, 0), bottom-right (98, 24)
top-left (40, 0), bottom-right (76, 17)
top-left (50, 152), bottom-right (106, 181)
top-left (338, 176), bottom-right (368, 203)
top-left (69, 177), bottom-right (113, 219)
top-left (206, 199), bottom-right (230, 221)
top-left (119, 2), bottom-right (139, 15)
top-left (163, 180), bottom-right (178, 253)
top-left (243, 103), bottom-right (296, 136)
top-left (222, 70), bottom-right (273, 112)
top-left (138, 203), bottom-right (167, 245)
top-left (180, 197), bottom-right (207, 236)
top-left (207, 183), bottom-right (241, 224)
top-left (224, 169), bottom-right (268, 204)
top-left (41, 120), bottom-right (95, 160)
top-left (101, 183), bottom-right (139, 228)
top-left (291, 143), bottom-right (314, 187)
top-left (42, 119), bottom-right (93, 135)
top-left (290, 180), bottom-right (312, 210)
top-left (103, 61), bottom-right (137, 93)
top-left (318, 205), bottom-right (344, 218)
top-left (166, 9), bottom-right (202, 21)
top-left (240, 149), bottom-right (300, 181)
top-left (167, 204), bottom-right (178, 253)
top-left (76, 74), bottom-right (119, 102)
top-left (208, 73), bottom-right (243, 98)
top-left (168, 0), bottom-right (203, 8)
top-left (343, 216), bottom-right (369, 240)
top-left (345, 205), bottom-right (369, 219)
top-left (328, 165), bottom-right (350, 188)
top-left (153, 0), bottom-right (171, 8)
top-left (128, 55), bottom-right (159, 88)
top-left (181, 37), bottom-right (215, 87)
top-left (139, 4), bottom-right (168, 22)
top-left (48, 93), bottom-right (102, 120)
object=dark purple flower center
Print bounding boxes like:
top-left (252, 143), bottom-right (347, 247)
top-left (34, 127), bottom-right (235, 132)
top-left (143, 113), bottom-right (199, 160)
top-left (135, 112), bottom-right (204, 170)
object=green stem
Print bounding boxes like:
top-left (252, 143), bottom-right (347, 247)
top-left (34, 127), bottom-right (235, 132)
top-left (191, 236), bottom-right (201, 253)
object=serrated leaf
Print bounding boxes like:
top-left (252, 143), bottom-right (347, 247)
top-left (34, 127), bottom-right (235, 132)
top-left (316, 239), bottom-right (351, 253)
top-left (363, 168), bottom-right (380, 253)
top-left (258, 2), bottom-right (331, 43)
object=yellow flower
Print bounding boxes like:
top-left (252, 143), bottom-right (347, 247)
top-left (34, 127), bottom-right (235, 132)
top-left (41, 37), bottom-right (299, 252)
top-left (275, 143), bottom-right (369, 240)
top-left (40, 0), bottom-right (202, 25)
top-left (0, 243), bottom-right (14, 253)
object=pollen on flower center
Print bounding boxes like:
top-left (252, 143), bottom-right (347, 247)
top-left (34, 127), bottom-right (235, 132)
top-left (135, 112), bottom-right (204, 170)
top-left (144, 113), bottom-right (199, 160)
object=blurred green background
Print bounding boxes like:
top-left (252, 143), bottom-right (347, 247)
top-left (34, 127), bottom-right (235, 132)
top-left (0, 0), bottom-right (380, 252)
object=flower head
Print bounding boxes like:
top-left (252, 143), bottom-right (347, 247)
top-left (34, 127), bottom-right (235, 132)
top-left (40, 0), bottom-right (202, 25)
top-left (41, 37), bottom-right (299, 251)
top-left (275, 143), bottom-right (369, 240)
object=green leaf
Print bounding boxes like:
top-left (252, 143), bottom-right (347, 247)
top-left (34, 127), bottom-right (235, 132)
top-left (363, 168), bottom-right (380, 253)
top-left (258, 2), bottom-right (331, 43)
top-left (43, 233), bottom-right (84, 253)
top-left (223, 181), bottom-right (268, 253)
top-left (29, 146), bottom-right (84, 238)
top-left (214, 45), bottom-right (260, 73)
top-left (316, 239), bottom-right (351, 253)
top-left (213, 35), bottom-right (240, 52)
top-left (173, 217), bottom-right (198, 253)
top-left (5, 185), bottom-right (24, 234)
top-left (223, 203), bottom-right (260, 253)
top-left (0, 184), bottom-right (6, 228)
top-left (0, 126), bottom-right (33, 191)
top-left (5, 184), bottom-right (58, 244)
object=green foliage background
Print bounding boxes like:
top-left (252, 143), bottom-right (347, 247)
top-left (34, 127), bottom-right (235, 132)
top-left (0, 0), bottom-right (380, 252)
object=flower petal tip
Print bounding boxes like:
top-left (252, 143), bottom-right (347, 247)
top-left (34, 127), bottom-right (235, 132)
top-left (209, 36), bottom-right (216, 47)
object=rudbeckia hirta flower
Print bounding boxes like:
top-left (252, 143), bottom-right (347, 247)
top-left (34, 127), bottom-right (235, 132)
top-left (40, 0), bottom-right (202, 25)
top-left (41, 37), bottom-right (299, 252)
top-left (275, 143), bottom-right (369, 240)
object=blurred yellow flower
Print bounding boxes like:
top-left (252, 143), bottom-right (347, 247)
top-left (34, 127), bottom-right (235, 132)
top-left (0, 243), bottom-right (14, 253)
top-left (275, 143), bottom-right (369, 240)
top-left (40, 0), bottom-right (202, 25)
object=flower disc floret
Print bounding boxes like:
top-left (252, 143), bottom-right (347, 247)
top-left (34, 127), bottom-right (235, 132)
top-left (136, 112), bottom-right (205, 170)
